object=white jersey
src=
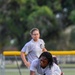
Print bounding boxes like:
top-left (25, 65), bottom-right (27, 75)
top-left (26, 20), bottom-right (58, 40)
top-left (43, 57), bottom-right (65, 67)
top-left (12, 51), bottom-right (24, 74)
top-left (30, 59), bottom-right (61, 75)
top-left (21, 39), bottom-right (45, 63)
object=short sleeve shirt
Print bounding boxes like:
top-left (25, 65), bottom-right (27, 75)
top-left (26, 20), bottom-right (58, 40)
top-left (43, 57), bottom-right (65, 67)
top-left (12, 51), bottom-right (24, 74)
top-left (30, 59), bottom-right (52, 75)
top-left (21, 39), bottom-right (45, 63)
top-left (30, 59), bottom-right (61, 75)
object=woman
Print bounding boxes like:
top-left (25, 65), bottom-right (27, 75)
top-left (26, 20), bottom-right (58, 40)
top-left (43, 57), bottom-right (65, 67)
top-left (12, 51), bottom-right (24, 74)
top-left (30, 52), bottom-right (61, 75)
top-left (21, 28), bottom-right (47, 68)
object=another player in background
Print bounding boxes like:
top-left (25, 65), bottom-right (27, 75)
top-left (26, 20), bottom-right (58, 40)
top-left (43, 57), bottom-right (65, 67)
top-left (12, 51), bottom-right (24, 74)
top-left (21, 28), bottom-right (47, 68)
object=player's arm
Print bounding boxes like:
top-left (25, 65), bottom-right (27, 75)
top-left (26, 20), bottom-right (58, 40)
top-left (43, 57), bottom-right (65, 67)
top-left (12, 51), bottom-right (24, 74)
top-left (30, 59), bottom-right (37, 75)
top-left (21, 51), bottom-right (30, 68)
top-left (41, 39), bottom-right (47, 52)
top-left (52, 63), bottom-right (61, 75)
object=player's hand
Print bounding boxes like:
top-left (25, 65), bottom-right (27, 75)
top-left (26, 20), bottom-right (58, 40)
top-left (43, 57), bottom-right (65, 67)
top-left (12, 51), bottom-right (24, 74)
top-left (25, 61), bottom-right (30, 68)
top-left (42, 48), bottom-right (47, 52)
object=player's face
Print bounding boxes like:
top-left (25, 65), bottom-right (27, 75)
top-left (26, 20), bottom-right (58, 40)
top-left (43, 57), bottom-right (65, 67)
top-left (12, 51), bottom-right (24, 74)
top-left (31, 30), bottom-right (40, 41)
top-left (40, 56), bottom-right (49, 68)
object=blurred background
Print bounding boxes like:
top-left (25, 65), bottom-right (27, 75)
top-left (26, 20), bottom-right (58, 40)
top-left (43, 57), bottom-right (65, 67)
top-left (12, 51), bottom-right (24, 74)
top-left (0, 0), bottom-right (75, 75)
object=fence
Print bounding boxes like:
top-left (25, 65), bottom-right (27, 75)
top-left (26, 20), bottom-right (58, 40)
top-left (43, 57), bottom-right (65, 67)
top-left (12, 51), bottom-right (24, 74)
top-left (0, 54), bottom-right (5, 75)
top-left (1, 51), bottom-right (75, 75)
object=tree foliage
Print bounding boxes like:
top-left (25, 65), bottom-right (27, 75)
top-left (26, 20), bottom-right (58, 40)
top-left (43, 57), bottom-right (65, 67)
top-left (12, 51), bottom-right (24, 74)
top-left (0, 0), bottom-right (75, 52)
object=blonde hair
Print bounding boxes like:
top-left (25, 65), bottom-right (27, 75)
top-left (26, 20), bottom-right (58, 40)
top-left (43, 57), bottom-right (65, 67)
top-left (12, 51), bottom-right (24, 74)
top-left (30, 28), bottom-right (40, 35)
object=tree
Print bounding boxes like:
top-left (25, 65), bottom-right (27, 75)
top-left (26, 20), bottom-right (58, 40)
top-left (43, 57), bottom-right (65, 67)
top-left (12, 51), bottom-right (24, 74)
top-left (1, 0), bottom-right (75, 51)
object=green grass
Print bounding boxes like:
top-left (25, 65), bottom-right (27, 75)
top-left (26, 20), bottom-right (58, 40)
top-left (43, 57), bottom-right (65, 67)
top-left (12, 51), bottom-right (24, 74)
top-left (59, 64), bottom-right (75, 67)
top-left (5, 69), bottom-right (30, 75)
top-left (62, 68), bottom-right (75, 75)
top-left (5, 63), bottom-right (75, 68)
top-left (4, 64), bottom-right (75, 75)
top-left (4, 68), bottom-right (75, 75)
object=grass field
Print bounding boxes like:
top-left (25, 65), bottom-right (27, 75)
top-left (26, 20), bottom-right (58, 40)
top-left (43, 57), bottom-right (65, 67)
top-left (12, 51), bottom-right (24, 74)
top-left (62, 68), bottom-right (75, 75)
top-left (0, 63), bottom-right (74, 75)
top-left (4, 68), bottom-right (75, 75)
